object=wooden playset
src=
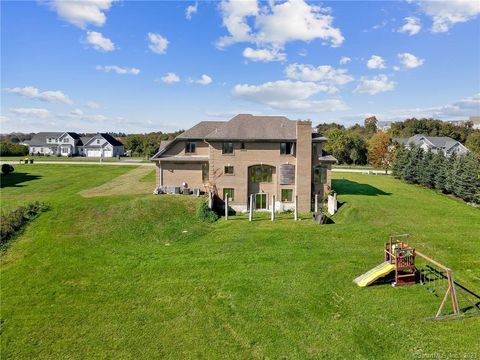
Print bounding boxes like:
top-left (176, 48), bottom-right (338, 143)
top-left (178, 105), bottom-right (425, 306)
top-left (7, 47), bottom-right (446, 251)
top-left (354, 234), bottom-right (480, 320)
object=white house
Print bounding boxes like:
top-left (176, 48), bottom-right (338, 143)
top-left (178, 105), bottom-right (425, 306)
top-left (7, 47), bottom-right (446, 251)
top-left (82, 133), bottom-right (124, 157)
top-left (25, 132), bottom-right (124, 157)
top-left (394, 134), bottom-right (469, 156)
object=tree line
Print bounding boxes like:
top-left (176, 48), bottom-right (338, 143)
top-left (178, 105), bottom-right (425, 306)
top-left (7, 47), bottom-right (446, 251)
top-left (318, 117), bottom-right (480, 167)
top-left (120, 131), bottom-right (183, 157)
top-left (392, 145), bottom-right (480, 205)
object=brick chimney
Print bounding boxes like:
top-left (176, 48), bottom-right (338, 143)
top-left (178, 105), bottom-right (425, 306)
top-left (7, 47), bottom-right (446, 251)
top-left (295, 120), bottom-right (312, 213)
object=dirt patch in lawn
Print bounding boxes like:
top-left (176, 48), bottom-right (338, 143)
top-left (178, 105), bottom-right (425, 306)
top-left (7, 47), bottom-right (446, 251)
top-left (80, 166), bottom-right (155, 197)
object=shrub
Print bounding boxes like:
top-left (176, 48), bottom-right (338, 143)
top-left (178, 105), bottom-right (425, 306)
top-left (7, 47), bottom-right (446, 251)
top-left (1, 202), bottom-right (49, 246)
top-left (1, 164), bottom-right (14, 175)
top-left (0, 142), bottom-right (28, 156)
top-left (196, 200), bottom-right (218, 223)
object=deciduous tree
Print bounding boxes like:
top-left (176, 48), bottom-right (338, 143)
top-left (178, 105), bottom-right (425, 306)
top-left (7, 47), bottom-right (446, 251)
top-left (368, 132), bottom-right (392, 173)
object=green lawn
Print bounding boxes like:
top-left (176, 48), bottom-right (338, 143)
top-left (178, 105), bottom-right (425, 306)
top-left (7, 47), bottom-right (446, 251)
top-left (0, 155), bottom-right (148, 163)
top-left (1, 165), bottom-right (479, 359)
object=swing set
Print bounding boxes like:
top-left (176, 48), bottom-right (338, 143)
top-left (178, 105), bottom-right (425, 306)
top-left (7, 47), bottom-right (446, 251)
top-left (355, 234), bottom-right (480, 320)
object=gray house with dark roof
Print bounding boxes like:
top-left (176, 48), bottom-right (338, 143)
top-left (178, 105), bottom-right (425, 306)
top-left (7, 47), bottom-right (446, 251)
top-left (25, 132), bottom-right (124, 157)
top-left (393, 134), bottom-right (469, 156)
top-left (151, 114), bottom-right (337, 213)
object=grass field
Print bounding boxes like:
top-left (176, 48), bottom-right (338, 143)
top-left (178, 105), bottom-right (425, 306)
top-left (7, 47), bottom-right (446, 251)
top-left (1, 165), bottom-right (479, 359)
top-left (0, 155), bottom-right (148, 163)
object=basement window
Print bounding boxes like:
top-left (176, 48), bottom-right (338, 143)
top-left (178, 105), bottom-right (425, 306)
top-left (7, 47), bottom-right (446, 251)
top-left (224, 166), bottom-right (234, 175)
top-left (281, 189), bottom-right (293, 202)
top-left (223, 188), bottom-right (235, 201)
top-left (280, 142), bottom-right (294, 155)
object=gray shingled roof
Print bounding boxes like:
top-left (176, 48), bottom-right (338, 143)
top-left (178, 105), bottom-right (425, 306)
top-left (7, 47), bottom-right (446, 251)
top-left (177, 121), bottom-right (224, 139)
top-left (83, 133), bottom-right (124, 147)
top-left (205, 114), bottom-right (296, 140)
top-left (318, 155), bottom-right (338, 163)
top-left (27, 132), bottom-right (64, 146)
top-left (158, 156), bottom-right (209, 162)
top-left (158, 140), bottom-right (173, 151)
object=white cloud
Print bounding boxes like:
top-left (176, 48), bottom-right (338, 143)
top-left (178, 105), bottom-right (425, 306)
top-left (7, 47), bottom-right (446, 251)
top-left (45, 0), bottom-right (114, 29)
top-left (161, 72), bottom-right (180, 84)
top-left (369, 93), bottom-right (480, 121)
top-left (85, 101), bottom-right (101, 109)
top-left (353, 74), bottom-right (395, 95)
top-left (367, 55), bottom-right (386, 69)
top-left (147, 32), bottom-right (168, 54)
top-left (70, 108), bottom-right (84, 116)
top-left (339, 56), bottom-right (351, 65)
top-left (243, 47), bottom-right (286, 62)
top-left (363, 19), bottom-right (388, 33)
top-left (398, 16), bottom-right (421, 35)
top-left (84, 31), bottom-right (115, 51)
top-left (4, 86), bottom-right (73, 104)
top-left (393, 66), bottom-right (401, 71)
top-left (217, 0), bottom-right (344, 49)
top-left (285, 63), bottom-right (354, 88)
top-left (9, 108), bottom-right (51, 118)
top-left (217, 0), bottom-right (259, 47)
top-left (398, 52), bottom-right (424, 69)
top-left (414, 0), bottom-right (480, 33)
top-left (96, 65), bottom-right (140, 75)
top-left (232, 79), bottom-right (349, 112)
top-left (57, 109), bottom-right (108, 122)
top-left (195, 74), bottom-right (213, 85)
top-left (186, 2), bottom-right (198, 20)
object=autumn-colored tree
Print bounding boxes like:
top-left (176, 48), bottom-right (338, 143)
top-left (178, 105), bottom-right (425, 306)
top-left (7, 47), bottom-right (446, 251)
top-left (368, 132), bottom-right (393, 173)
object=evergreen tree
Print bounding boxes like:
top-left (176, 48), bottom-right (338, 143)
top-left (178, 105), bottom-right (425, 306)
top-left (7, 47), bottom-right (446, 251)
top-left (404, 145), bottom-right (423, 183)
top-left (453, 153), bottom-right (480, 203)
top-left (392, 145), bottom-right (408, 179)
top-left (433, 151), bottom-right (447, 192)
top-left (420, 149), bottom-right (435, 188)
top-left (444, 152), bottom-right (457, 194)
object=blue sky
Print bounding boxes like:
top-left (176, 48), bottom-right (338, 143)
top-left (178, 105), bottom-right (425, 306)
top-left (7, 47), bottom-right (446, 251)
top-left (1, 0), bottom-right (479, 133)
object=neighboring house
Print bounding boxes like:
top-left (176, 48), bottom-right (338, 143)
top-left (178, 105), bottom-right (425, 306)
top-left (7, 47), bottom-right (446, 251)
top-left (27, 132), bottom-right (83, 156)
top-left (446, 116), bottom-right (480, 129)
top-left (151, 114), bottom-right (337, 213)
top-left (470, 116), bottom-right (480, 130)
top-left (393, 134), bottom-right (469, 156)
top-left (25, 132), bottom-right (124, 157)
top-left (82, 133), bottom-right (124, 157)
top-left (377, 121), bottom-right (391, 132)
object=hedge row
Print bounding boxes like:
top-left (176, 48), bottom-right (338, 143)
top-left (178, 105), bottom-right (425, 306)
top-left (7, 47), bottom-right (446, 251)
top-left (392, 145), bottom-right (480, 205)
top-left (0, 142), bottom-right (28, 156)
top-left (0, 202), bottom-right (49, 246)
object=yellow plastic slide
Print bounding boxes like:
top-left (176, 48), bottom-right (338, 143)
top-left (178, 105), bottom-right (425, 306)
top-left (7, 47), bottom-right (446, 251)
top-left (354, 261), bottom-right (395, 287)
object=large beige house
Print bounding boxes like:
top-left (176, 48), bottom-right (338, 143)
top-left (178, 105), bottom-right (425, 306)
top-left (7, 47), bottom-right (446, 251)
top-left (151, 114), bottom-right (337, 213)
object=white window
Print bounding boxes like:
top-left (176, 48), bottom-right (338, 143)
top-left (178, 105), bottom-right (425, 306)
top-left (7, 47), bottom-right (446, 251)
top-left (96, 139), bottom-right (100, 144)
top-left (63, 138), bottom-right (69, 143)
top-left (61, 147), bottom-right (69, 154)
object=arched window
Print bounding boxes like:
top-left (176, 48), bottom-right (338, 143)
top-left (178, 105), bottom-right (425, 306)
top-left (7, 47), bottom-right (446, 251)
top-left (249, 165), bottom-right (274, 183)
